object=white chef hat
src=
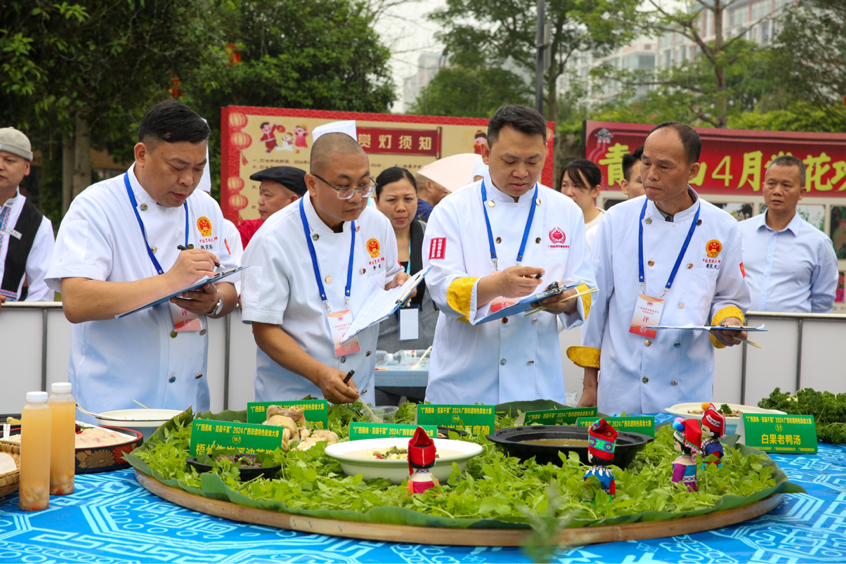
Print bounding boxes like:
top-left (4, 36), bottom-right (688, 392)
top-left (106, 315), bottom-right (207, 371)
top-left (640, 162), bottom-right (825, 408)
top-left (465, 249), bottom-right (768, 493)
top-left (312, 120), bottom-right (357, 142)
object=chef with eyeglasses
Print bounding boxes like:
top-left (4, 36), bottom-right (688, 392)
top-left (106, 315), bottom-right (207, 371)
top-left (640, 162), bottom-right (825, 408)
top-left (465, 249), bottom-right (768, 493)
top-left (240, 125), bottom-right (411, 405)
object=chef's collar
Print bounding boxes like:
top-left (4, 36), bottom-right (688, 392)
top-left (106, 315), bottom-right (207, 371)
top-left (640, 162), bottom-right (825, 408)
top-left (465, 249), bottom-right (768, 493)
top-left (302, 192), bottom-right (355, 236)
top-left (127, 163), bottom-right (198, 211)
top-left (484, 171), bottom-right (538, 204)
top-left (651, 186), bottom-right (699, 223)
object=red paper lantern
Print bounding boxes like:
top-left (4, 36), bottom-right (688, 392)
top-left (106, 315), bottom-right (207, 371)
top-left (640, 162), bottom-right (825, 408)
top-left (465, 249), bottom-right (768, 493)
top-left (229, 193), bottom-right (249, 212)
top-left (227, 176), bottom-right (244, 193)
top-left (229, 112), bottom-right (248, 131)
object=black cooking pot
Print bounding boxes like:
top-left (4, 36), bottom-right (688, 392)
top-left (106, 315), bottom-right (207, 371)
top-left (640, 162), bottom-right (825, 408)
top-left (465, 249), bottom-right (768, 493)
top-left (486, 425), bottom-right (651, 468)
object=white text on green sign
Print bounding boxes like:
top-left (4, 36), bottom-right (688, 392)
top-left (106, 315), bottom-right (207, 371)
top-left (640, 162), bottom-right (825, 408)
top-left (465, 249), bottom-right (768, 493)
top-left (350, 423), bottom-right (438, 441)
top-left (190, 419), bottom-right (283, 456)
top-left (575, 416), bottom-right (655, 438)
top-left (246, 400), bottom-right (328, 428)
top-left (742, 414), bottom-right (817, 454)
top-left (525, 407), bottom-right (598, 425)
top-left (417, 404), bottom-right (494, 436)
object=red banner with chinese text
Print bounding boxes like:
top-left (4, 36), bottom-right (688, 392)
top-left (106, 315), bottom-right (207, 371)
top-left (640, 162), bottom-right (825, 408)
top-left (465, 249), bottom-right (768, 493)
top-left (584, 121), bottom-right (846, 197)
top-left (357, 127), bottom-right (440, 157)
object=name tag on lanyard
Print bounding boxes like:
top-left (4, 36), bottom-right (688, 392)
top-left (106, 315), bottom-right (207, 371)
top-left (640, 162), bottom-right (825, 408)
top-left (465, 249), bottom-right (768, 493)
top-left (300, 199), bottom-right (361, 358)
top-left (398, 305), bottom-right (419, 341)
top-left (629, 199), bottom-right (700, 340)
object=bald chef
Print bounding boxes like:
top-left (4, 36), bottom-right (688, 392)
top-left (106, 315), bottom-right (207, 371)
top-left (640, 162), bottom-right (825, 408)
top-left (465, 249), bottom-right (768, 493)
top-left (422, 105), bottom-right (595, 405)
top-left (570, 122), bottom-right (750, 415)
top-left (46, 100), bottom-right (238, 420)
top-left (240, 131), bottom-right (410, 405)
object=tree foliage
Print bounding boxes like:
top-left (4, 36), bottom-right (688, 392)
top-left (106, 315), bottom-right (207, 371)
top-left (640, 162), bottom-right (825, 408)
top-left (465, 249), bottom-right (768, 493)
top-left (408, 66), bottom-right (531, 118)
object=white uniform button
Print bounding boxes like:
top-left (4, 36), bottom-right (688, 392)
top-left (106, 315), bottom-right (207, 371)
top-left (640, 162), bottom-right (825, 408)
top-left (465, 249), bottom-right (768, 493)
top-left (500, 358), bottom-right (507, 365)
top-left (674, 342), bottom-right (681, 348)
top-left (168, 376), bottom-right (176, 383)
top-left (495, 237), bottom-right (502, 244)
top-left (671, 380), bottom-right (678, 386)
top-left (531, 318), bottom-right (538, 324)
top-left (648, 260), bottom-right (655, 267)
top-left (325, 276), bottom-right (332, 284)
top-left (645, 218), bottom-right (652, 224)
top-left (536, 198), bottom-right (541, 205)
top-left (312, 234), bottom-right (319, 241)
top-left (360, 268), bottom-right (366, 274)
top-left (642, 377), bottom-right (649, 383)
top-left (501, 317), bottom-right (508, 324)
top-left (340, 356), bottom-right (346, 363)
top-left (487, 200), bottom-right (495, 207)
top-left (535, 237), bottom-right (541, 244)
top-left (527, 360), bottom-right (534, 365)
top-left (151, 246), bottom-right (157, 254)
top-left (644, 340), bottom-right (651, 347)
top-left (195, 373), bottom-right (203, 379)
top-left (140, 203), bottom-right (148, 211)
top-left (199, 329), bottom-right (207, 336)
top-left (678, 303), bottom-right (685, 309)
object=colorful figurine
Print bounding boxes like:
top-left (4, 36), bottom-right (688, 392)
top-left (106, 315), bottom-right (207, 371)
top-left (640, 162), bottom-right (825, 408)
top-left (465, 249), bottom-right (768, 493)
top-left (407, 427), bottom-right (439, 495)
top-left (584, 418), bottom-right (618, 499)
top-left (700, 403), bottom-right (726, 468)
top-left (672, 417), bottom-right (702, 492)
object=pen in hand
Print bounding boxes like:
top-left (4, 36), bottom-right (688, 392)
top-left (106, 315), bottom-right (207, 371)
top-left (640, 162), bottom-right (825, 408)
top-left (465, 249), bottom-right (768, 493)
top-left (177, 244), bottom-right (220, 267)
top-left (343, 370), bottom-right (355, 385)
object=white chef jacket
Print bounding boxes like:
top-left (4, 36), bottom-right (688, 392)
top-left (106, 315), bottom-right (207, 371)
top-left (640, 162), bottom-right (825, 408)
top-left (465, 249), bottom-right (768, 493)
top-left (0, 189), bottom-right (54, 301)
top-left (422, 172), bottom-right (596, 406)
top-left (223, 218), bottom-right (244, 294)
top-left (739, 211), bottom-right (838, 313)
top-left (584, 208), bottom-right (606, 252)
top-left (240, 193), bottom-right (402, 405)
top-left (573, 192), bottom-right (751, 415)
top-left (45, 165), bottom-right (238, 422)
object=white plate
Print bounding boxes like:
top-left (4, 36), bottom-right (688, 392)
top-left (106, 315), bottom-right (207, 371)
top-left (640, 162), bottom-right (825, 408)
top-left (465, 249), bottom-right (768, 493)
top-left (665, 403), bottom-right (786, 436)
top-left (325, 438), bottom-right (483, 485)
top-left (94, 409), bottom-right (186, 442)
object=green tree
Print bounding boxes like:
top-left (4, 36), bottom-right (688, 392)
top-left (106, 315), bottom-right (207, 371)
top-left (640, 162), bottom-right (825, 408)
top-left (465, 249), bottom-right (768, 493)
top-left (767, 0), bottom-right (846, 130)
top-left (409, 66), bottom-right (532, 118)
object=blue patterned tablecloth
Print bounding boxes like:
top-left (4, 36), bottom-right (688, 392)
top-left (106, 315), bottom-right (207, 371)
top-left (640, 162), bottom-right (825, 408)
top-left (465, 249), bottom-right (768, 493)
top-left (2, 420), bottom-right (845, 563)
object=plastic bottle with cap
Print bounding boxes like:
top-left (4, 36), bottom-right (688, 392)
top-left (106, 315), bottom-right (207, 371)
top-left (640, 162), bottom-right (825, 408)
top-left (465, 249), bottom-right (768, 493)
top-left (48, 382), bottom-right (75, 495)
top-left (19, 391), bottom-right (51, 511)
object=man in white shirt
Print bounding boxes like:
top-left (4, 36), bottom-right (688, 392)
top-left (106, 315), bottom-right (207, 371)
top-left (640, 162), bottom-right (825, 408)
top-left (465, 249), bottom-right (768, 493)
top-left (0, 127), bottom-right (54, 310)
top-left (571, 121), bottom-right (750, 414)
top-left (422, 105), bottom-right (596, 406)
top-left (240, 133), bottom-right (410, 405)
top-left (46, 100), bottom-right (238, 420)
top-left (739, 156), bottom-right (838, 313)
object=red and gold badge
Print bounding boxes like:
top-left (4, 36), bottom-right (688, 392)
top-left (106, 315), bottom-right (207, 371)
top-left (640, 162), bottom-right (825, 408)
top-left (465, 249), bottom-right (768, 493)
top-left (366, 238), bottom-right (380, 258)
top-left (705, 239), bottom-right (722, 258)
top-left (197, 216), bottom-right (213, 237)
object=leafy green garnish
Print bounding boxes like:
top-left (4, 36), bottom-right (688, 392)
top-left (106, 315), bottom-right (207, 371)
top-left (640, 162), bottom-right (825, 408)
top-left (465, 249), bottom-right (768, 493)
top-left (759, 387), bottom-right (846, 444)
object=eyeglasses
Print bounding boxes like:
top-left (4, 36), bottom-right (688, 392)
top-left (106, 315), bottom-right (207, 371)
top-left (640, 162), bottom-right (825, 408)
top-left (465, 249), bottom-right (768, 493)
top-left (312, 173), bottom-right (377, 200)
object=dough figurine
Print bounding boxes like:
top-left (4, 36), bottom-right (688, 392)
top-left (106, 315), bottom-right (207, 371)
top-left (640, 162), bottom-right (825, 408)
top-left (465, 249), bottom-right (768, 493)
top-left (407, 427), bottom-right (439, 495)
top-left (672, 417), bottom-right (702, 492)
top-left (700, 403), bottom-right (726, 468)
top-left (584, 418), bottom-right (618, 499)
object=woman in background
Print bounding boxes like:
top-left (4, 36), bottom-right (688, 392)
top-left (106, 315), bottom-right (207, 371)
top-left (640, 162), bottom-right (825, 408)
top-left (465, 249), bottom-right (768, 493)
top-left (560, 159), bottom-right (605, 251)
top-left (373, 168), bottom-right (438, 402)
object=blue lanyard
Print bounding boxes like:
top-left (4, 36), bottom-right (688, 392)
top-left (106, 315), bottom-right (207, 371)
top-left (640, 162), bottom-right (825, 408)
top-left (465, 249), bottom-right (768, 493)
top-left (480, 180), bottom-right (538, 271)
top-left (124, 173), bottom-right (188, 275)
top-left (638, 198), bottom-right (700, 297)
top-left (299, 198), bottom-right (355, 311)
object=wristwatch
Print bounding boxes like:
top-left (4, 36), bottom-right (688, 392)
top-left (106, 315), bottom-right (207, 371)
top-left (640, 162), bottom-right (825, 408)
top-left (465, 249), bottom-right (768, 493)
top-left (209, 291), bottom-right (224, 317)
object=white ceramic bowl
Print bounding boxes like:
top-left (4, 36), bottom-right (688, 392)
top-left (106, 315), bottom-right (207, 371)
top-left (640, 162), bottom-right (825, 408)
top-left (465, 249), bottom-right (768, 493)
top-left (94, 409), bottom-right (186, 442)
top-left (665, 403), bottom-right (786, 436)
top-left (325, 438), bottom-right (483, 484)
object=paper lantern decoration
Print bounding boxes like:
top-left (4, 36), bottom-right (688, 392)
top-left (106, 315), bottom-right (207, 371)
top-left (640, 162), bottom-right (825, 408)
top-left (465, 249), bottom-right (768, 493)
top-left (227, 176), bottom-right (244, 193)
top-left (229, 193), bottom-right (249, 212)
top-left (229, 112), bottom-right (248, 131)
top-left (230, 131), bottom-right (252, 165)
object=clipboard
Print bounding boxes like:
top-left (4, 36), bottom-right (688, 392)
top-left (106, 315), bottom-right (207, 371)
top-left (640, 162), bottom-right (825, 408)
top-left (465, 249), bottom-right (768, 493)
top-left (471, 280), bottom-right (581, 325)
top-left (116, 266), bottom-right (247, 319)
top-left (340, 267), bottom-right (430, 344)
top-left (651, 324), bottom-right (766, 332)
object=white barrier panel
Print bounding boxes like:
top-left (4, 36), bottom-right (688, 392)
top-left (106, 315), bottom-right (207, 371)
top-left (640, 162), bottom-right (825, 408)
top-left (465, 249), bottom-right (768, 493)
top-left (2, 304), bottom-right (844, 415)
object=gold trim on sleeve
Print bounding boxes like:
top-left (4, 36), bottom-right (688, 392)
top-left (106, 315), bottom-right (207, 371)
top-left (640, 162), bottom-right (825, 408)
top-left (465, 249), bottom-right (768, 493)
top-left (567, 346), bottom-right (600, 369)
top-left (710, 306), bottom-right (745, 349)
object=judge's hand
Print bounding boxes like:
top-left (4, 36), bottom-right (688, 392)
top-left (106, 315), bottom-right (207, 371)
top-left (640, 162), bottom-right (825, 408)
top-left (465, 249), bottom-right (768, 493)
top-left (533, 287), bottom-right (578, 315)
top-left (710, 317), bottom-right (747, 347)
top-left (578, 367), bottom-right (599, 407)
top-left (0, 295), bottom-right (5, 312)
top-left (494, 266), bottom-right (544, 299)
top-left (165, 248), bottom-right (218, 290)
top-left (386, 272), bottom-right (416, 298)
top-left (171, 282), bottom-right (220, 315)
top-left (315, 365), bottom-right (360, 404)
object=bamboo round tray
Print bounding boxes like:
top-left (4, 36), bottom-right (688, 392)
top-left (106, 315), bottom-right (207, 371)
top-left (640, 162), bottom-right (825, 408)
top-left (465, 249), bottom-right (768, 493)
top-left (136, 471), bottom-right (784, 546)
top-left (0, 442), bottom-right (21, 499)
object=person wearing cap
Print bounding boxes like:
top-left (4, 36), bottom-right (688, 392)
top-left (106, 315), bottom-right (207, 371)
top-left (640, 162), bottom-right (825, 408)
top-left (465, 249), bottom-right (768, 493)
top-left (238, 167), bottom-right (307, 248)
top-left (240, 131), bottom-right (410, 406)
top-left (569, 122), bottom-right (750, 415)
top-left (422, 105), bottom-right (595, 406)
top-left (45, 100), bottom-right (238, 422)
top-left (699, 403), bottom-right (725, 466)
top-left (0, 127), bottom-right (55, 310)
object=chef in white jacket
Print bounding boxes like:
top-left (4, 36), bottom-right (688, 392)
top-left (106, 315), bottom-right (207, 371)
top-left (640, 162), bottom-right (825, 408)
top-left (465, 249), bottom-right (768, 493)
top-left (423, 105), bottom-right (596, 406)
top-left (46, 101), bottom-right (239, 421)
top-left (240, 131), bottom-right (409, 405)
top-left (569, 122), bottom-right (750, 415)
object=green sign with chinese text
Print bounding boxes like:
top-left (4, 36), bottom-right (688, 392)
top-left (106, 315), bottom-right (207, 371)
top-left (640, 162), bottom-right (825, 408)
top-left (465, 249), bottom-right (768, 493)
top-left (416, 404), bottom-right (494, 436)
top-left (742, 413), bottom-right (817, 454)
top-left (350, 423), bottom-right (438, 441)
top-left (190, 419), bottom-right (283, 456)
top-left (525, 407), bottom-right (597, 426)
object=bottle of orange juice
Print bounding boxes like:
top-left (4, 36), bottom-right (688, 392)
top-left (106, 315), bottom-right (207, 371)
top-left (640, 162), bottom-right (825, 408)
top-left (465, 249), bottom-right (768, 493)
top-left (19, 391), bottom-right (51, 511)
top-left (49, 383), bottom-right (76, 495)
